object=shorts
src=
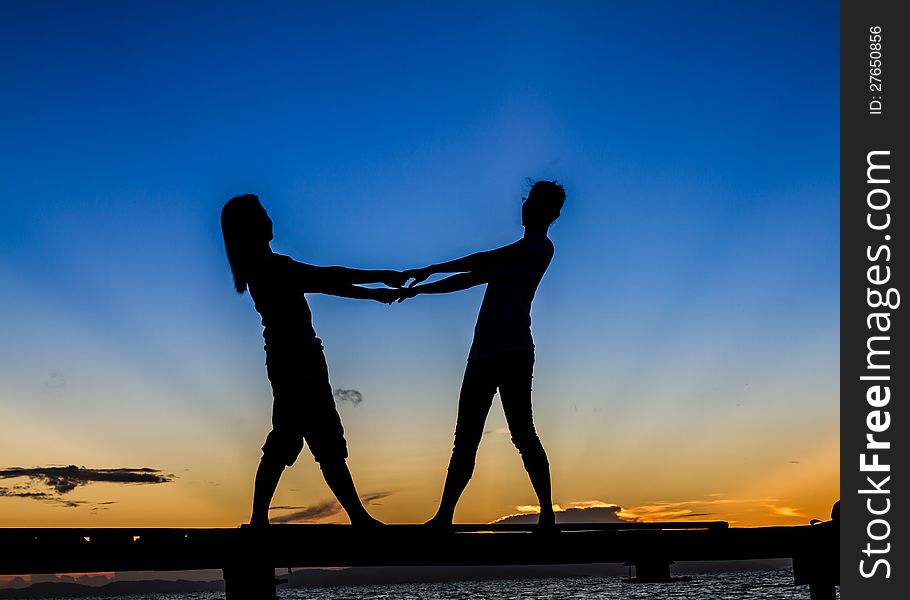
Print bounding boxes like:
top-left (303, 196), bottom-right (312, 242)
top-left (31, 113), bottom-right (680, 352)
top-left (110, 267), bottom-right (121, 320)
top-left (454, 350), bottom-right (537, 450)
top-left (261, 340), bottom-right (348, 466)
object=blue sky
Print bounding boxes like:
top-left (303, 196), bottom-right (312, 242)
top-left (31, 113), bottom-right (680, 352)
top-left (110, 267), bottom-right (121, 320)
top-left (0, 1), bottom-right (839, 527)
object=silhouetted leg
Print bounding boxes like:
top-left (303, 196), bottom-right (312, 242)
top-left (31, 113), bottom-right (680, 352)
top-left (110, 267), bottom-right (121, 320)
top-left (427, 360), bottom-right (497, 526)
top-left (250, 456), bottom-right (284, 526)
top-left (499, 353), bottom-right (554, 527)
top-left (320, 459), bottom-right (383, 527)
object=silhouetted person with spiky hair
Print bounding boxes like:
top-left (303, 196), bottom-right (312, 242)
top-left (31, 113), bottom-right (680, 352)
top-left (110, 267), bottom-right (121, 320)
top-left (399, 180), bottom-right (565, 528)
top-left (221, 194), bottom-right (401, 527)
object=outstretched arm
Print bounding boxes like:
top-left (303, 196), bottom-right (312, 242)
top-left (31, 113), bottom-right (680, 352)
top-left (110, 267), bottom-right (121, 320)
top-left (399, 271), bottom-right (488, 301)
top-left (292, 262), bottom-right (407, 290)
top-left (317, 283), bottom-right (399, 304)
top-left (404, 242), bottom-right (520, 286)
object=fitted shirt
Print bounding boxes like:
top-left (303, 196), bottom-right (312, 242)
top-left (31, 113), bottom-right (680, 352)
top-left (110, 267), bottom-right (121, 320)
top-left (469, 232), bottom-right (554, 360)
top-left (248, 253), bottom-right (326, 358)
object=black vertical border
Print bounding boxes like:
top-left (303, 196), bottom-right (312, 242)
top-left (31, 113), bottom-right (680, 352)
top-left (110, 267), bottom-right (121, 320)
top-left (841, 0), bottom-right (907, 598)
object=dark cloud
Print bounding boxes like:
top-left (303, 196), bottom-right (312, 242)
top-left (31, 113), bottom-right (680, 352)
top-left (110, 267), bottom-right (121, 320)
top-left (0, 489), bottom-right (48, 499)
top-left (333, 389), bottom-right (363, 406)
top-left (0, 465), bottom-right (173, 494)
top-left (0, 466), bottom-right (172, 509)
top-left (493, 505), bottom-right (638, 525)
top-left (0, 487), bottom-right (85, 508)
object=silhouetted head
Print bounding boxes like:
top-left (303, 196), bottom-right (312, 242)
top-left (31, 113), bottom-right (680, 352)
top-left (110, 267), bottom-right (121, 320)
top-left (221, 194), bottom-right (273, 293)
top-left (522, 180), bottom-right (565, 230)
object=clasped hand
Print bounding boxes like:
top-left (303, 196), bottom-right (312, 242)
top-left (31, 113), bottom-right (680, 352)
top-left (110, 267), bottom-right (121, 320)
top-left (373, 268), bottom-right (430, 304)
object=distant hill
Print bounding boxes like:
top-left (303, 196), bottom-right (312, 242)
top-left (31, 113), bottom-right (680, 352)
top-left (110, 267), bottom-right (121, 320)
top-left (0, 560), bottom-right (791, 598)
top-left (0, 579), bottom-right (224, 598)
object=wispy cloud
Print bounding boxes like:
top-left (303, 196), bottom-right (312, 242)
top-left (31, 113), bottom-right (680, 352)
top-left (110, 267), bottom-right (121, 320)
top-left (621, 504), bottom-right (713, 521)
top-left (616, 495), bottom-right (787, 523)
top-left (360, 491), bottom-right (393, 505)
top-left (271, 499), bottom-right (342, 523)
top-left (492, 501), bottom-right (637, 525)
top-left (0, 488), bottom-right (85, 508)
top-left (769, 505), bottom-right (807, 518)
top-left (270, 491), bottom-right (393, 524)
top-left (490, 496), bottom-right (799, 526)
top-left (483, 427), bottom-right (510, 436)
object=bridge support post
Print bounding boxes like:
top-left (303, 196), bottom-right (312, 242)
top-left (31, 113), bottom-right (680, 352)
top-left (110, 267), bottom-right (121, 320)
top-left (223, 528), bottom-right (285, 600)
top-left (631, 560), bottom-right (673, 582)
top-left (223, 563), bottom-right (283, 600)
top-left (793, 503), bottom-right (839, 600)
top-left (807, 583), bottom-right (837, 600)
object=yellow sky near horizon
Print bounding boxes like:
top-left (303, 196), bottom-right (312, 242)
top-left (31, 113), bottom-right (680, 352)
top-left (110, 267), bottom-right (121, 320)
top-left (0, 405), bottom-right (839, 529)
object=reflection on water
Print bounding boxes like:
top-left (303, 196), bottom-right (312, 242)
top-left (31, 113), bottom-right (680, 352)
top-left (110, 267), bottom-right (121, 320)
top-left (13, 570), bottom-right (840, 600)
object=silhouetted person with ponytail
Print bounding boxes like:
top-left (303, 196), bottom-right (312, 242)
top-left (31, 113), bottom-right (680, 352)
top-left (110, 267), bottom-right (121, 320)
top-left (221, 194), bottom-right (401, 527)
top-left (399, 180), bottom-right (565, 528)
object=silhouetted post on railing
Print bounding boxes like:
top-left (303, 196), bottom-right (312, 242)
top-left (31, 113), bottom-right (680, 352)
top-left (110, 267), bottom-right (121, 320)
top-left (793, 501), bottom-right (840, 600)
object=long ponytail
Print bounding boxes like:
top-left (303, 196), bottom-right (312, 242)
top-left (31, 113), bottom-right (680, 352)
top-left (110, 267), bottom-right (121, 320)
top-left (221, 194), bottom-right (269, 294)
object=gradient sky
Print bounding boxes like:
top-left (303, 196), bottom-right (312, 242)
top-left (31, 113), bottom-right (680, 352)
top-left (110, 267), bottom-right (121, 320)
top-left (0, 1), bottom-right (838, 530)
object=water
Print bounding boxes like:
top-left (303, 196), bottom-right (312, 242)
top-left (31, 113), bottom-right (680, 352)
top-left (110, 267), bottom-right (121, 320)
top-left (18, 570), bottom-right (839, 600)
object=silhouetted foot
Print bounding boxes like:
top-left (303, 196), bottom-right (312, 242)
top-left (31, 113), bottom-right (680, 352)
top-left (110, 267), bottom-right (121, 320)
top-left (423, 516), bottom-right (454, 530)
top-left (242, 519), bottom-right (271, 529)
top-left (535, 511), bottom-right (557, 533)
top-left (351, 516), bottom-right (385, 528)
